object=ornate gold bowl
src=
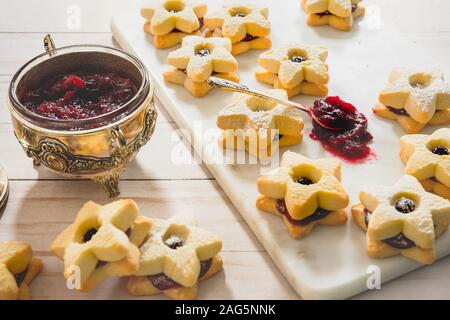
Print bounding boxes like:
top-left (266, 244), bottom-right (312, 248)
top-left (7, 35), bottom-right (157, 197)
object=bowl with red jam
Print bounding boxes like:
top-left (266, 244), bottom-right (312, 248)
top-left (7, 35), bottom-right (157, 197)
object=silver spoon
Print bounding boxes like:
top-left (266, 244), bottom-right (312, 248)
top-left (207, 76), bottom-right (343, 131)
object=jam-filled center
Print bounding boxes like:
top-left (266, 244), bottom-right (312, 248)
top-left (382, 233), bottom-right (416, 249)
top-left (83, 228), bottom-right (98, 243)
top-left (14, 268), bottom-right (28, 286)
top-left (318, 3), bottom-right (357, 17)
top-left (148, 258), bottom-right (213, 291)
top-left (364, 208), bottom-right (372, 227)
top-left (296, 177), bottom-right (314, 185)
top-left (387, 106), bottom-right (409, 116)
top-left (394, 197), bottom-right (416, 214)
top-left (290, 56), bottom-right (306, 64)
top-left (432, 146), bottom-right (449, 156)
top-left (164, 235), bottom-right (184, 249)
top-left (275, 199), bottom-right (330, 226)
top-left (196, 48), bottom-right (211, 57)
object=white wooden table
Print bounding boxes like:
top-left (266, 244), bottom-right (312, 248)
top-left (0, 0), bottom-right (449, 299)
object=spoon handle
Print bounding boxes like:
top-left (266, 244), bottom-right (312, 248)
top-left (207, 77), bottom-right (311, 114)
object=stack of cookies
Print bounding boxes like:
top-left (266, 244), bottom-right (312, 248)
top-left (127, 213), bottom-right (223, 300)
top-left (163, 35), bottom-right (239, 97)
top-left (351, 175), bottom-right (450, 264)
top-left (141, 0), bottom-right (207, 48)
top-left (301, 0), bottom-right (365, 31)
top-left (203, 4), bottom-right (271, 56)
top-left (256, 45), bottom-right (329, 98)
top-left (50, 200), bottom-right (223, 300)
top-left (256, 151), bottom-right (349, 238)
top-left (0, 241), bottom-right (43, 300)
top-left (373, 69), bottom-right (450, 134)
top-left (216, 89), bottom-right (304, 160)
top-left (50, 200), bottom-right (152, 292)
top-left (400, 128), bottom-right (450, 200)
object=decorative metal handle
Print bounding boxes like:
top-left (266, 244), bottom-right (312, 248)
top-left (207, 77), bottom-right (311, 114)
top-left (44, 34), bottom-right (57, 57)
top-left (111, 126), bottom-right (127, 156)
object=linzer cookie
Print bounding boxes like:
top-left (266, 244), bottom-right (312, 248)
top-left (256, 151), bottom-right (349, 238)
top-left (216, 89), bottom-right (304, 160)
top-left (204, 4), bottom-right (271, 55)
top-left (127, 213), bottom-right (222, 300)
top-left (351, 175), bottom-right (450, 264)
top-left (301, 0), bottom-right (365, 31)
top-left (373, 69), bottom-right (450, 133)
top-left (141, 0), bottom-right (207, 48)
top-left (255, 45), bottom-right (329, 98)
top-left (163, 35), bottom-right (239, 97)
top-left (400, 128), bottom-right (450, 200)
top-left (50, 200), bottom-right (151, 292)
top-left (0, 241), bottom-right (43, 300)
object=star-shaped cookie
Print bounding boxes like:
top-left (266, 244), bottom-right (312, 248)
top-left (163, 35), bottom-right (239, 97)
top-left (127, 213), bottom-right (222, 300)
top-left (0, 241), bottom-right (43, 300)
top-left (141, 0), bottom-right (207, 48)
top-left (400, 128), bottom-right (450, 200)
top-left (256, 151), bottom-right (349, 238)
top-left (50, 200), bottom-right (151, 292)
top-left (216, 89), bottom-right (304, 160)
top-left (373, 69), bottom-right (450, 133)
top-left (204, 4), bottom-right (271, 55)
top-left (301, 0), bottom-right (365, 31)
top-left (353, 175), bottom-right (450, 264)
top-left (256, 45), bottom-right (329, 98)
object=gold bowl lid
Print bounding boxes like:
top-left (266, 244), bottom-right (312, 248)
top-left (0, 163), bottom-right (9, 210)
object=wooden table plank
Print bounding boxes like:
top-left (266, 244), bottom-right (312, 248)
top-left (0, 180), bottom-right (263, 253)
top-left (0, 122), bottom-right (211, 180)
top-left (0, 0), bottom-right (449, 300)
top-left (27, 252), bottom-right (298, 300)
top-left (0, 180), bottom-right (298, 300)
top-left (0, 0), bottom-right (128, 33)
top-left (0, 33), bottom-right (113, 75)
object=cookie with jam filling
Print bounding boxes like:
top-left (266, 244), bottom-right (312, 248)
top-left (141, 0), bottom-right (207, 49)
top-left (301, 0), bottom-right (365, 31)
top-left (127, 213), bottom-right (222, 300)
top-left (0, 241), bottom-right (43, 300)
top-left (400, 128), bottom-right (450, 200)
top-left (217, 89), bottom-right (304, 160)
top-left (163, 35), bottom-right (239, 97)
top-left (255, 45), bottom-right (329, 98)
top-left (351, 175), bottom-right (450, 264)
top-left (373, 69), bottom-right (450, 134)
top-left (203, 4), bottom-right (271, 56)
top-left (50, 200), bottom-right (151, 292)
top-left (256, 151), bottom-right (349, 238)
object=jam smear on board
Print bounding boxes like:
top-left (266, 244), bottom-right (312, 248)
top-left (310, 96), bottom-right (374, 163)
top-left (22, 71), bottom-right (138, 120)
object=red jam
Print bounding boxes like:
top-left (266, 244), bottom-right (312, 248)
top-left (21, 71), bottom-right (138, 120)
top-left (310, 96), bottom-right (374, 163)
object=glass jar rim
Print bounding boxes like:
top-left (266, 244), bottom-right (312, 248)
top-left (9, 44), bottom-right (151, 131)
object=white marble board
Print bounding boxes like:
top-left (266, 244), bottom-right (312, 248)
top-left (111, 0), bottom-right (450, 299)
